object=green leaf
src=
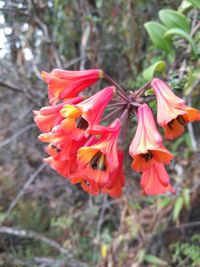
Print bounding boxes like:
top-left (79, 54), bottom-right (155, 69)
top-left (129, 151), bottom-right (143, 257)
top-left (173, 197), bottom-right (184, 221)
top-left (183, 132), bottom-right (193, 149)
top-left (143, 60), bottom-right (166, 81)
top-left (144, 254), bottom-right (168, 266)
top-left (159, 9), bottom-right (190, 33)
top-left (183, 188), bottom-right (190, 209)
top-left (0, 213), bottom-right (6, 223)
top-left (96, 0), bottom-right (103, 8)
top-left (187, 0), bottom-right (200, 8)
top-left (159, 197), bottom-right (172, 208)
top-left (178, 0), bottom-right (193, 13)
top-left (144, 22), bottom-right (173, 52)
top-left (165, 28), bottom-right (197, 55)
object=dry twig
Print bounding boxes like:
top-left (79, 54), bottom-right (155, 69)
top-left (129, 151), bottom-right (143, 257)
top-left (0, 226), bottom-right (88, 267)
top-left (2, 163), bottom-right (47, 222)
top-left (0, 124), bottom-right (35, 149)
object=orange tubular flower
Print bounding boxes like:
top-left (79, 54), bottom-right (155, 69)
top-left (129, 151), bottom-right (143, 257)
top-left (41, 69), bottom-right (104, 105)
top-left (70, 177), bottom-right (100, 196)
top-left (60, 87), bottom-right (115, 140)
top-left (151, 78), bottom-right (200, 140)
top-left (141, 161), bottom-right (175, 195)
top-left (33, 96), bottom-right (83, 133)
top-left (74, 119), bottom-right (121, 187)
top-left (44, 154), bottom-right (77, 179)
top-left (38, 126), bottom-right (86, 161)
top-left (71, 149), bottom-right (125, 197)
top-left (129, 103), bottom-right (173, 172)
top-left (101, 150), bottom-right (125, 198)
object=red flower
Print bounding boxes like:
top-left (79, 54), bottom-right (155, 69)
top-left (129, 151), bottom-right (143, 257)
top-left (44, 155), bottom-right (77, 179)
top-left (70, 149), bottom-right (125, 197)
top-left (151, 78), bottom-right (200, 140)
top-left (33, 96), bottom-right (83, 133)
top-left (60, 87), bottom-right (115, 140)
top-left (70, 177), bottom-right (100, 196)
top-left (74, 119), bottom-right (121, 186)
top-left (41, 69), bottom-right (103, 104)
top-left (129, 103), bottom-right (173, 172)
top-left (141, 161), bottom-right (175, 195)
top-left (101, 150), bottom-right (125, 198)
top-left (39, 126), bottom-right (86, 161)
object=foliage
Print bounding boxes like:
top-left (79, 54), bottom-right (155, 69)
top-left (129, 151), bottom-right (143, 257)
top-left (170, 234), bottom-right (200, 266)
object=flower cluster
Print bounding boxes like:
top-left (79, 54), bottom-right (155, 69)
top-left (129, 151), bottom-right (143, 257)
top-left (34, 69), bottom-right (200, 197)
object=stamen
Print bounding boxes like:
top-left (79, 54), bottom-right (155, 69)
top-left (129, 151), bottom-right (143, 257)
top-left (75, 116), bottom-right (89, 130)
top-left (177, 115), bottom-right (185, 126)
top-left (90, 151), bottom-right (107, 171)
top-left (51, 144), bottom-right (61, 153)
top-left (141, 151), bottom-right (154, 162)
top-left (167, 119), bottom-right (175, 130)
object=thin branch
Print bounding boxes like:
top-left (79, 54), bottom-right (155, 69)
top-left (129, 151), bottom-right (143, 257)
top-left (103, 73), bottom-right (128, 100)
top-left (0, 81), bottom-right (25, 94)
top-left (95, 195), bottom-right (108, 242)
top-left (102, 106), bottom-right (124, 121)
top-left (10, 256), bottom-right (84, 267)
top-left (0, 124), bottom-right (36, 149)
top-left (167, 221), bottom-right (200, 231)
top-left (107, 101), bottom-right (127, 108)
top-left (0, 226), bottom-right (69, 254)
top-left (133, 81), bottom-right (151, 98)
top-left (72, 199), bottom-right (120, 219)
top-left (0, 81), bottom-right (39, 104)
top-left (0, 8), bottom-right (28, 15)
top-left (2, 163), bottom-right (47, 222)
top-left (80, 20), bottom-right (90, 70)
top-left (64, 56), bottom-right (86, 69)
top-left (191, 21), bottom-right (200, 37)
top-left (0, 226), bottom-right (88, 266)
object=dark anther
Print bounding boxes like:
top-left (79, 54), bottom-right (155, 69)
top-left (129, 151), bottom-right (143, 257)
top-left (90, 151), bottom-right (107, 171)
top-left (51, 144), bottom-right (61, 153)
top-left (141, 151), bottom-right (154, 162)
top-left (177, 115), bottom-right (185, 126)
top-left (75, 116), bottom-right (89, 130)
top-left (167, 119), bottom-right (175, 130)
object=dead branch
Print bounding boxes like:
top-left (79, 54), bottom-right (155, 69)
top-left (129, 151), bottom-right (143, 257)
top-left (2, 163), bottom-right (47, 222)
top-left (0, 124), bottom-right (35, 149)
top-left (0, 226), bottom-right (88, 267)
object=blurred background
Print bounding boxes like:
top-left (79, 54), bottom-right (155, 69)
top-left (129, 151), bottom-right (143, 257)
top-left (0, 0), bottom-right (200, 266)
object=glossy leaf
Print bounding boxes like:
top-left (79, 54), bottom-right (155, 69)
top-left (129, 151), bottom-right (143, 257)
top-left (165, 28), bottom-right (197, 55)
top-left (144, 22), bottom-right (173, 52)
top-left (143, 60), bottom-right (166, 81)
top-left (159, 9), bottom-right (190, 33)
